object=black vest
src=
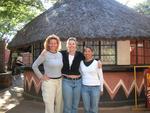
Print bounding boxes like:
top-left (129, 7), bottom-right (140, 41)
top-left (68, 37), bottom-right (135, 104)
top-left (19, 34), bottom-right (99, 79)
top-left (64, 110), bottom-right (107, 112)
top-left (61, 50), bottom-right (84, 75)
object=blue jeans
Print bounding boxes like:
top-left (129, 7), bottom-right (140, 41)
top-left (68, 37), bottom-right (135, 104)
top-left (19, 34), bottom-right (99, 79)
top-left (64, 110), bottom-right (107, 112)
top-left (82, 85), bottom-right (100, 113)
top-left (62, 78), bottom-right (82, 113)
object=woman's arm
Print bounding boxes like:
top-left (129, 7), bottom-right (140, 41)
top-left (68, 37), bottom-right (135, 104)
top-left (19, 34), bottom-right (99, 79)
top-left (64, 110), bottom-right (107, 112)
top-left (32, 50), bottom-right (46, 79)
top-left (97, 60), bottom-right (104, 93)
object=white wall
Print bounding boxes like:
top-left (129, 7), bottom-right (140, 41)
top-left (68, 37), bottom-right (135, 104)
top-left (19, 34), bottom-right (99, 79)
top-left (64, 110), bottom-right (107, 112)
top-left (117, 40), bottom-right (130, 65)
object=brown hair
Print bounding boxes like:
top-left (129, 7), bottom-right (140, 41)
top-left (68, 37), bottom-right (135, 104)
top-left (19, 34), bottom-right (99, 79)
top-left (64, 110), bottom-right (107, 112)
top-left (44, 34), bottom-right (61, 51)
top-left (84, 46), bottom-right (94, 52)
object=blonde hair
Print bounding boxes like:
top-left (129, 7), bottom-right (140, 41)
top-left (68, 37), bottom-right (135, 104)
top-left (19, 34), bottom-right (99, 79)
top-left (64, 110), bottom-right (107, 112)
top-left (44, 34), bottom-right (61, 51)
top-left (66, 37), bottom-right (78, 47)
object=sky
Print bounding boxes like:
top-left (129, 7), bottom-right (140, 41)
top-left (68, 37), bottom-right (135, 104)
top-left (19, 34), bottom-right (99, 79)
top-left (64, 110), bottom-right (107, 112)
top-left (116, 0), bottom-right (146, 8)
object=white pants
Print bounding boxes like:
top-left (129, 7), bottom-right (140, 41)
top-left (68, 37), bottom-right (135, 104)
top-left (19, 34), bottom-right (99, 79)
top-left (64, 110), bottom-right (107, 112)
top-left (41, 78), bottom-right (63, 113)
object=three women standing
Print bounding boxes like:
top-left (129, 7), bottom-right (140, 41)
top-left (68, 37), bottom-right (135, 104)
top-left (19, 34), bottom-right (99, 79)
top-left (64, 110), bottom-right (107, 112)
top-left (32, 35), bottom-right (103, 113)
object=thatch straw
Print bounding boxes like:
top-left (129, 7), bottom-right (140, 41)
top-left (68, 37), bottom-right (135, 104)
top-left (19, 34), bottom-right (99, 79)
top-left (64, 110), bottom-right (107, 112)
top-left (9, 0), bottom-right (150, 49)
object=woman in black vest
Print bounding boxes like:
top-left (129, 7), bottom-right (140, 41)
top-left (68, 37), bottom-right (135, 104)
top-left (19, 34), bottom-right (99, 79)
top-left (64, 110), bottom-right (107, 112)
top-left (61, 37), bottom-right (84, 113)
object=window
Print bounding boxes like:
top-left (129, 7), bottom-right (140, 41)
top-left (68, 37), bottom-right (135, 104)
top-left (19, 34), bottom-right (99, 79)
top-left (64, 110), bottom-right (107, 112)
top-left (101, 41), bottom-right (116, 65)
top-left (78, 40), bottom-right (116, 65)
top-left (130, 40), bottom-right (150, 64)
top-left (144, 40), bottom-right (150, 64)
top-left (33, 42), bottom-right (43, 61)
top-left (32, 40), bottom-right (117, 65)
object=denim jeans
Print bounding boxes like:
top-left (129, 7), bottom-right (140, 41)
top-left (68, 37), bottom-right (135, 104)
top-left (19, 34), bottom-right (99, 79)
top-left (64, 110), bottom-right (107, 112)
top-left (82, 85), bottom-right (100, 113)
top-left (62, 78), bottom-right (82, 113)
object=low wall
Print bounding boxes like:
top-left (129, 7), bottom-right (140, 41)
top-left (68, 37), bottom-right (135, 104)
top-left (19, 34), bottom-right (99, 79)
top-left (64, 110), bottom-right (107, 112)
top-left (23, 67), bottom-right (145, 107)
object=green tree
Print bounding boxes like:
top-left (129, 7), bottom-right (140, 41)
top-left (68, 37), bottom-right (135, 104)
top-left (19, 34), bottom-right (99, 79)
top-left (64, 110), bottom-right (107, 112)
top-left (134, 0), bottom-right (150, 15)
top-left (0, 0), bottom-right (45, 41)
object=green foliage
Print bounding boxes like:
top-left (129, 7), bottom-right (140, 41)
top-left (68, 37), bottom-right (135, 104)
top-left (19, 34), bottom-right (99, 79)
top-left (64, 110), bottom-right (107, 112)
top-left (0, 0), bottom-right (45, 41)
top-left (134, 0), bottom-right (150, 15)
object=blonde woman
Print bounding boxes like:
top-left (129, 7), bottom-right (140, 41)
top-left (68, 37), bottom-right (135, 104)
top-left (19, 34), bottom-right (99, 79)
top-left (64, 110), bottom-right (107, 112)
top-left (32, 34), bottom-right (63, 113)
top-left (61, 37), bottom-right (84, 113)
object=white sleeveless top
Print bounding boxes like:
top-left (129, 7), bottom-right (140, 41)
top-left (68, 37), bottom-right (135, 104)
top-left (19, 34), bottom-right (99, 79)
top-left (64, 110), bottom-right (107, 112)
top-left (80, 60), bottom-right (104, 91)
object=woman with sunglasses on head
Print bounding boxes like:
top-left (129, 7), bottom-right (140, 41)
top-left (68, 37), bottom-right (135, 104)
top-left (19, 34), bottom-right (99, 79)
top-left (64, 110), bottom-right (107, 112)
top-left (61, 37), bottom-right (84, 113)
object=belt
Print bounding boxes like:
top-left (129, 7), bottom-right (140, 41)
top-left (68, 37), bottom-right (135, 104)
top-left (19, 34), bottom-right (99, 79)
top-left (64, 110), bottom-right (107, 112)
top-left (63, 76), bottom-right (81, 80)
top-left (48, 76), bottom-right (62, 79)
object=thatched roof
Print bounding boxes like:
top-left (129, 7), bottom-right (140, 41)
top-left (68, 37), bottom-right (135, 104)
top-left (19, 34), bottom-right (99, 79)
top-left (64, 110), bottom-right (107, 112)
top-left (9, 0), bottom-right (150, 49)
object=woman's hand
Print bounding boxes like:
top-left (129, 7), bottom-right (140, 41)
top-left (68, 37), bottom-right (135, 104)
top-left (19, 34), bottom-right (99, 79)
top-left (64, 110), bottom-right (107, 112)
top-left (40, 75), bottom-right (49, 81)
top-left (98, 60), bottom-right (102, 68)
